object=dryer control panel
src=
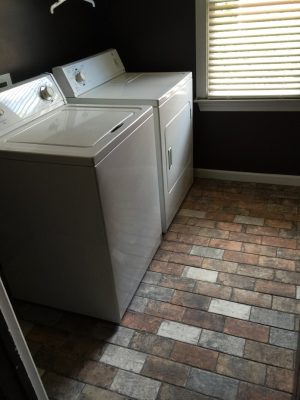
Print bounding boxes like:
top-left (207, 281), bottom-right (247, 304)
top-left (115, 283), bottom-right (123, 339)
top-left (53, 48), bottom-right (125, 97)
top-left (0, 74), bottom-right (65, 137)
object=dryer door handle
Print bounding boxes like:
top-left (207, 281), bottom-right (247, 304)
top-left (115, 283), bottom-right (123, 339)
top-left (168, 147), bottom-right (172, 170)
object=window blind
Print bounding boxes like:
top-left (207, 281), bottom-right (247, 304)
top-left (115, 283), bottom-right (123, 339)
top-left (207, 0), bottom-right (300, 98)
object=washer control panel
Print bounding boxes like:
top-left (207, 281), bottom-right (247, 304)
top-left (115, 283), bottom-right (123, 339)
top-left (0, 74), bottom-right (65, 136)
top-left (53, 48), bottom-right (125, 98)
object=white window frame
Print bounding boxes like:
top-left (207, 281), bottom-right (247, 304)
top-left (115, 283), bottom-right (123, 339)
top-left (195, 0), bottom-right (300, 111)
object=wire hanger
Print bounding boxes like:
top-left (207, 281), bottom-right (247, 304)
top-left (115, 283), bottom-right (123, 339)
top-left (50, 0), bottom-right (95, 14)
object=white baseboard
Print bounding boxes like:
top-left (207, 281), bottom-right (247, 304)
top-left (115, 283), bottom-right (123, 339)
top-left (194, 168), bottom-right (300, 187)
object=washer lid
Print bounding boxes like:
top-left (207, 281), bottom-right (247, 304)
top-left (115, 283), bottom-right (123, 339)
top-left (8, 107), bottom-right (133, 148)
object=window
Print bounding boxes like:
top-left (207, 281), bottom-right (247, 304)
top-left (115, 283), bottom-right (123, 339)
top-left (196, 0), bottom-right (300, 111)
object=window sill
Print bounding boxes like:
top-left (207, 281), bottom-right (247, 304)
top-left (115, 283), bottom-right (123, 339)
top-left (195, 99), bottom-right (300, 112)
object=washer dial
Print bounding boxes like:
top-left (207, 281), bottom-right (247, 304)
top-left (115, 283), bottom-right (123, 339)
top-left (75, 71), bottom-right (86, 84)
top-left (40, 85), bottom-right (55, 101)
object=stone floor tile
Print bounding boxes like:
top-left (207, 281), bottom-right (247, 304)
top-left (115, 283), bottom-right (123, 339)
top-left (209, 238), bottom-right (242, 252)
top-left (231, 288), bottom-right (272, 308)
top-left (121, 311), bottom-right (161, 333)
top-left (55, 313), bottom-right (98, 337)
top-left (136, 283), bottom-right (174, 302)
top-left (34, 348), bottom-right (84, 377)
top-left (223, 250), bottom-right (259, 265)
top-left (104, 326), bottom-right (135, 347)
top-left (250, 307), bottom-right (295, 330)
top-left (170, 341), bottom-right (218, 371)
top-left (202, 258), bottom-right (238, 274)
top-left (242, 243), bottom-right (277, 257)
top-left (142, 271), bottom-right (162, 285)
top-left (165, 232), bottom-right (211, 247)
top-left (234, 215), bottom-right (264, 226)
top-left (182, 266), bottom-right (218, 282)
top-left (27, 325), bottom-right (68, 348)
top-left (59, 334), bottom-right (105, 361)
top-left (269, 327), bottom-right (298, 350)
top-left (78, 385), bottom-right (127, 400)
top-left (100, 344), bottom-right (147, 373)
top-left (265, 219), bottom-right (292, 230)
top-left (229, 231), bottom-right (262, 245)
top-left (130, 331), bottom-right (174, 358)
top-left (186, 368), bottom-right (239, 400)
top-left (217, 273), bottom-right (255, 290)
top-left (171, 290), bottom-right (211, 310)
top-left (266, 366), bottom-right (295, 393)
top-left (195, 281), bottom-right (232, 300)
top-left (262, 236), bottom-right (297, 250)
top-left (128, 296), bottom-right (149, 313)
top-left (178, 209), bottom-right (206, 219)
top-left (258, 256), bottom-right (295, 271)
top-left (217, 221), bottom-right (242, 233)
top-left (244, 340), bottom-right (294, 369)
top-left (157, 383), bottom-right (214, 400)
top-left (42, 372), bottom-right (84, 400)
top-left (110, 370), bottom-right (161, 400)
top-left (272, 296), bottom-right (300, 314)
top-left (246, 225), bottom-right (278, 236)
top-left (142, 355), bottom-right (189, 386)
top-left (216, 353), bottom-right (266, 385)
top-left (144, 299), bottom-right (185, 322)
top-left (149, 260), bottom-right (185, 276)
top-left (183, 308), bottom-right (225, 332)
top-left (75, 360), bottom-right (117, 388)
top-left (255, 280), bottom-right (295, 298)
top-left (199, 329), bottom-right (245, 357)
top-left (168, 252), bottom-right (204, 268)
top-left (277, 248), bottom-right (300, 261)
top-left (160, 274), bottom-right (196, 292)
top-left (223, 318), bottom-right (269, 343)
top-left (237, 381), bottom-right (292, 400)
top-left (160, 240), bottom-right (192, 254)
top-left (275, 270), bottom-right (300, 285)
top-left (190, 245), bottom-right (224, 260)
top-left (209, 299), bottom-right (251, 320)
top-left (158, 320), bottom-right (201, 345)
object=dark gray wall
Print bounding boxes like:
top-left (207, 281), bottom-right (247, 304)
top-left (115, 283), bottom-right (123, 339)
top-left (0, 0), bottom-right (111, 82)
top-left (0, 0), bottom-right (299, 175)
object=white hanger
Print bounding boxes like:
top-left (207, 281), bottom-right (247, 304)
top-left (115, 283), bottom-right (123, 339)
top-left (50, 0), bottom-right (95, 14)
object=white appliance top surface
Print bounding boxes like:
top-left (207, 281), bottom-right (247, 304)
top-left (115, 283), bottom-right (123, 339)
top-left (0, 104), bottom-right (151, 165)
top-left (80, 72), bottom-right (191, 102)
top-left (8, 107), bottom-right (133, 147)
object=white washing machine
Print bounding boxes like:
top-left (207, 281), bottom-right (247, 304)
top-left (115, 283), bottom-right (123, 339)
top-left (53, 49), bottom-right (193, 232)
top-left (0, 74), bottom-right (161, 323)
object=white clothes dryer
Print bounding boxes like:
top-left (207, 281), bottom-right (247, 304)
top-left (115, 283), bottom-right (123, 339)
top-left (0, 74), bottom-right (161, 323)
top-left (53, 49), bottom-right (193, 232)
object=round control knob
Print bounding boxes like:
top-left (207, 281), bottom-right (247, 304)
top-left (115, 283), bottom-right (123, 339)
top-left (75, 71), bottom-right (86, 84)
top-left (0, 108), bottom-right (4, 117)
top-left (40, 85), bottom-right (55, 101)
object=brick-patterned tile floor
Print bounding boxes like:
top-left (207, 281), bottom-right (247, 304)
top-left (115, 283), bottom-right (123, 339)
top-left (15, 178), bottom-right (300, 400)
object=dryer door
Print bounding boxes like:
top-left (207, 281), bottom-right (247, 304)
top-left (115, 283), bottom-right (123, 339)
top-left (165, 102), bottom-right (192, 192)
top-left (159, 79), bottom-right (193, 230)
